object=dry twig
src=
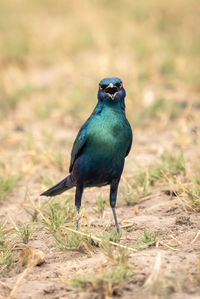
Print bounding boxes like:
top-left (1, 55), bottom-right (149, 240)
top-left (7, 263), bottom-right (35, 299)
top-left (191, 230), bottom-right (200, 244)
top-left (144, 253), bottom-right (162, 288)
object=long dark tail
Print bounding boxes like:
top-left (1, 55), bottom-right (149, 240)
top-left (40, 175), bottom-right (75, 197)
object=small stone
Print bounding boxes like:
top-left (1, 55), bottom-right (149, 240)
top-left (18, 248), bottom-right (45, 266)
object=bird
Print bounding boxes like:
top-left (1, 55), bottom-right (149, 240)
top-left (41, 77), bottom-right (132, 233)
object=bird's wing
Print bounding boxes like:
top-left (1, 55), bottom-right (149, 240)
top-left (69, 125), bottom-right (88, 172)
top-left (125, 127), bottom-right (133, 157)
top-left (69, 103), bottom-right (102, 172)
top-left (125, 140), bottom-right (132, 157)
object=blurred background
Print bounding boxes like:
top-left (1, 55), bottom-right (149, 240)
top-left (1, 2), bottom-right (200, 295)
top-left (0, 0), bottom-right (200, 189)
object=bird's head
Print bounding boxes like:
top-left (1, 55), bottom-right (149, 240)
top-left (97, 77), bottom-right (126, 103)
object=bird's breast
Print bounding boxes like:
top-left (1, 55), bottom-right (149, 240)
top-left (86, 112), bottom-right (130, 158)
top-left (71, 106), bottom-right (132, 186)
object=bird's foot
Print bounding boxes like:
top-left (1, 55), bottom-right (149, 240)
top-left (76, 206), bottom-right (81, 231)
top-left (111, 207), bottom-right (120, 234)
top-left (76, 219), bottom-right (79, 231)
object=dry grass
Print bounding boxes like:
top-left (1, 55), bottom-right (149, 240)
top-left (0, 0), bottom-right (200, 298)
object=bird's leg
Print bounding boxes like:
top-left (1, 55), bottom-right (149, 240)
top-left (75, 185), bottom-right (83, 231)
top-left (110, 179), bottom-right (120, 233)
top-left (111, 207), bottom-right (120, 233)
top-left (76, 207), bottom-right (80, 231)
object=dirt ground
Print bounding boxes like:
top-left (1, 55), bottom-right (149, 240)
top-left (1, 104), bottom-right (200, 299)
top-left (1, 1), bottom-right (200, 298)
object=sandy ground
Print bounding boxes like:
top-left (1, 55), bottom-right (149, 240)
top-left (1, 1), bottom-right (200, 298)
top-left (1, 107), bottom-right (200, 299)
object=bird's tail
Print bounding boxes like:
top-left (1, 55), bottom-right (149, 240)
top-left (40, 175), bottom-right (75, 197)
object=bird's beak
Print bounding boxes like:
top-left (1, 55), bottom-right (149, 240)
top-left (105, 83), bottom-right (119, 100)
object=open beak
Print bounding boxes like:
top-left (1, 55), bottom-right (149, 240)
top-left (105, 83), bottom-right (119, 100)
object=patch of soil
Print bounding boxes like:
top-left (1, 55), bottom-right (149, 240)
top-left (1, 112), bottom-right (200, 299)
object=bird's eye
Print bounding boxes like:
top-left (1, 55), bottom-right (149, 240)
top-left (115, 82), bottom-right (123, 88)
top-left (99, 84), bottom-right (107, 90)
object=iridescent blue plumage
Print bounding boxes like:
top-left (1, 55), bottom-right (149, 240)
top-left (41, 77), bottom-right (133, 232)
top-left (99, 77), bottom-right (122, 85)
